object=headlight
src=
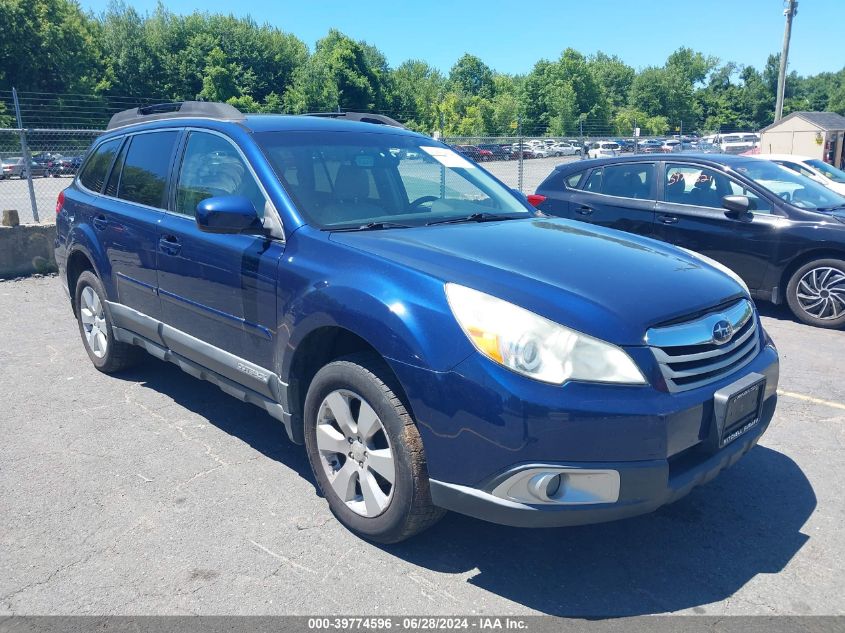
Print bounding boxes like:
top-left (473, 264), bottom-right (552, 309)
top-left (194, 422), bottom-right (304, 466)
top-left (445, 284), bottom-right (647, 385)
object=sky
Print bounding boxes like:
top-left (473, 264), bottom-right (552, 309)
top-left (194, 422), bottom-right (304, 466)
top-left (78, 0), bottom-right (845, 77)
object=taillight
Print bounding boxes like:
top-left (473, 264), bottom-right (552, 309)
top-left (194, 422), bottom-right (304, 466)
top-left (56, 190), bottom-right (65, 215)
top-left (526, 194), bottom-right (547, 208)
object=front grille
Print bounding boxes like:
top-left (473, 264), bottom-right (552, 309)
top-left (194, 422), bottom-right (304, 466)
top-left (647, 299), bottom-right (760, 393)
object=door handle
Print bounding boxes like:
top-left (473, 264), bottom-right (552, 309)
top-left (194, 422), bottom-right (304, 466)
top-left (576, 205), bottom-right (594, 216)
top-left (658, 214), bottom-right (679, 225)
top-left (92, 215), bottom-right (108, 231)
top-left (158, 234), bottom-right (181, 256)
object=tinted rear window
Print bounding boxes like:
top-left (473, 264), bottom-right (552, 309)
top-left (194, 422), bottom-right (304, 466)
top-left (116, 131), bottom-right (179, 208)
top-left (79, 138), bottom-right (121, 193)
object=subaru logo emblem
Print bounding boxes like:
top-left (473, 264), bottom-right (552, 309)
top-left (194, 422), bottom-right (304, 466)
top-left (713, 319), bottom-right (733, 344)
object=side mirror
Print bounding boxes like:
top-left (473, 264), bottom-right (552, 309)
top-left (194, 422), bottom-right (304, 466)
top-left (196, 195), bottom-right (263, 234)
top-left (721, 195), bottom-right (751, 219)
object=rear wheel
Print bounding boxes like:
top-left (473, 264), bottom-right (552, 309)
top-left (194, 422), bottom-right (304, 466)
top-left (74, 271), bottom-right (143, 372)
top-left (785, 258), bottom-right (845, 328)
top-left (304, 354), bottom-right (444, 543)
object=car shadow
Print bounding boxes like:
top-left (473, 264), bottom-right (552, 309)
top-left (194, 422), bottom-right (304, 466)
top-left (382, 445), bottom-right (815, 617)
top-left (115, 357), bottom-right (815, 618)
top-left (754, 300), bottom-right (799, 324)
top-left (114, 357), bottom-right (317, 489)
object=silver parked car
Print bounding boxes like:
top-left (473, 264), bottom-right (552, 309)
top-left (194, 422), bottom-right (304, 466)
top-left (1, 157), bottom-right (48, 179)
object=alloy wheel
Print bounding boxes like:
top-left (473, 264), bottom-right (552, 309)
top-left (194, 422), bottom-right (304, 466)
top-left (796, 266), bottom-right (845, 320)
top-left (315, 389), bottom-right (396, 517)
top-left (80, 285), bottom-right (108, 358)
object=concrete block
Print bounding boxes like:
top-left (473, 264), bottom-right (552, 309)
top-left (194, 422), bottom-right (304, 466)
top-left (0, 224), bottom-right (58, 278)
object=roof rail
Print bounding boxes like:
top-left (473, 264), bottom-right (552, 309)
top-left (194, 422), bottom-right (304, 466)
top-left (106, 101), bottom-right (245, 130)
top-left (302, 112), bottom-right (406, 129)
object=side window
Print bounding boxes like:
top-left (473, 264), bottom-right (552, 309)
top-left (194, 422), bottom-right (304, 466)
top-left (664, 164), bottom-right (727, 209)
top-left (117, 131), bottom-right (179, 208)
top-left (79, 138), bottom-right (122, 193)
top-left (175, 132), bottom-right (266, 218)
top-left (726, 178), bottom-right (772, 214)
top-left (601, 163), bottom-right (654, 199)
top-left (583, 168), bottom-right (602, 192)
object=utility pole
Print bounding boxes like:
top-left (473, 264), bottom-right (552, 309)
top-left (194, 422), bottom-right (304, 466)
top-left (517, 115), bottom-right (523, 192)
top-left (12, 88), bottom-right (39, 223)
top-left (774, 0), bottom-right (798, 122)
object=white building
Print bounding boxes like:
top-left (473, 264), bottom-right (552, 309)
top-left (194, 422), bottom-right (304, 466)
top-left (759, 111), bottom-right (845, 168)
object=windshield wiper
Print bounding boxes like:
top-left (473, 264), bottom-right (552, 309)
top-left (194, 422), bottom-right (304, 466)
top-left (814, 205), bottom-right (845, 212)
top-left (330, 221), bottom-right (414, 232)
top-left (425, 212), bottom-right (524, 226)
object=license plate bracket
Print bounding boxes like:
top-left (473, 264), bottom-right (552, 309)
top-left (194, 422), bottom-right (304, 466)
top-left (713, 372), bottom-right (766, 448)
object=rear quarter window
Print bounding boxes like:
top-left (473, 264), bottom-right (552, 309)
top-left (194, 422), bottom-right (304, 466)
top-left (537, 169), bottom-right (583, 191)
top-left (78, 138), bottom-right (122, 193)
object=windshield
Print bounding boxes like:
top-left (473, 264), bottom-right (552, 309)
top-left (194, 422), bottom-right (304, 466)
top-left (735, 159), bottom-right (845, 210)
top-left (255, 131), bottom-right (532, 229)
top-left (806, 159), bottom-right (845, 183)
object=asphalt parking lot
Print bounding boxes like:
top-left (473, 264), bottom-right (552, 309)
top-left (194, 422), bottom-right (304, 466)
top-left (1, 276), bottom-right (843, 616)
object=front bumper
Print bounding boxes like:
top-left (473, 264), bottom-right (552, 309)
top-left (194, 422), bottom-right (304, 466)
top-left (388, 336), bottom-right (779, 528)
top-left (428, 394), bottom-right (775, 527)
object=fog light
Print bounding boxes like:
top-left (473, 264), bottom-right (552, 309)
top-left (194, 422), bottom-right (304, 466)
top-left (492, 467), bottom-right (620, 505)
top-left (527, 473), bottom-right (566, 501)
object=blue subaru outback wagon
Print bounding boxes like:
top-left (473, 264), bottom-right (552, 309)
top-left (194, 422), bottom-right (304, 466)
top-left (55, 102), bottom-right (779, 542)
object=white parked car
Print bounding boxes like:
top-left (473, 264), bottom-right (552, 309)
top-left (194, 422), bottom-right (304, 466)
top-left (754, 154), bottom-right (845, 196)
top-left (719, 133), bottom-right (758, 154)
top-left (549, 142), bottom-right (579, 156)
top-left (588, 141), bottom-right (620, 159)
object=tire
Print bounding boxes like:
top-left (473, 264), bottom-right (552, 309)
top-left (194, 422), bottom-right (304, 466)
top-left (304, 353), bottom-right (444, 543)
top-left (74, 270), bottom-right (143, 372)
top-left (785, 258), bottom-right (845, 329)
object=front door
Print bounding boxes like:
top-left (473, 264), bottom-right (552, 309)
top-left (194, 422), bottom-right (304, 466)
top-left (156, 130), bottom-right (284, 373)
top-left (654, 162), bottom-right (781, 291)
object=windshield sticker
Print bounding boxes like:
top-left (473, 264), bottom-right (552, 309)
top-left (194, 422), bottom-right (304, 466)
top-left (420, 146), bottom-right (476, 169)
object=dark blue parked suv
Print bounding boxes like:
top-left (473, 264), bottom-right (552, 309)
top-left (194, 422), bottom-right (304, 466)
top-left (55, 102), bottom-right (780, 542)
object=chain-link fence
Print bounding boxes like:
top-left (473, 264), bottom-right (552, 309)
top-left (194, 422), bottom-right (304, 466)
top-left (0, 128), bottom-right (102, 224)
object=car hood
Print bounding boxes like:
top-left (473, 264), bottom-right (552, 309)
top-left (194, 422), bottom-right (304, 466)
top-left (330, 218), bottom-right (746, 346)
top-left (829, 209), bottom-right (845, 224)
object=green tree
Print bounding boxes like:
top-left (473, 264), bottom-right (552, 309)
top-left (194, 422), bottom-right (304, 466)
top-left (199, 47), bottom-right (240, 102)
top-left (448, 54), bottom-right (495, 99)
top-left (390, 60), bottom-right (445, 133)
top-left (0, 0), bottom-right (103, 93)
top-left (588, 52), bottom-right (635, 110)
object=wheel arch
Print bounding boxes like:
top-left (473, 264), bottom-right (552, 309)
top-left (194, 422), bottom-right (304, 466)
top-left (780, 247), bottom-right (845, 299)
top-left (284, 325), bottom-right (415, 445)
top-left (65, 246), bottom-right (99, 313)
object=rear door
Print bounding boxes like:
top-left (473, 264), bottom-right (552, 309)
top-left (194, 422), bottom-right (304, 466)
top-left (156, 129), bottom-right (284, 373)
top-left (87, 130), bottom-right (180, 320)
top-left (560, 162), bottom-right (658, 237)
top-left (654, 161), bottom-right (781, 290)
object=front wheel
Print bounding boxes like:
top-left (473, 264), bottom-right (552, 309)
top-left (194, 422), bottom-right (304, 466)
top-left (304, 354), bottom-right (444, 543)
top-left (785, 259), bottom-right (845, 328)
